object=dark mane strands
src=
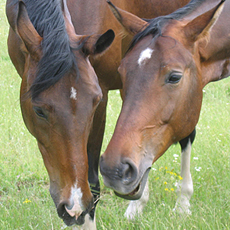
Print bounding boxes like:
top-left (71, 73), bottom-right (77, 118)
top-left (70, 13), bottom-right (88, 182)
top-left (128, 0), bottom-right (206, 52)
top-left (24, 0), bottom-right (77, 99)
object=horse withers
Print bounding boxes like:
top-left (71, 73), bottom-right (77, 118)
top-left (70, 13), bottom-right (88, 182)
top-left (6, 0), bottom-right (114, 227)
top-left (100, 0), bottom-right (229, 216)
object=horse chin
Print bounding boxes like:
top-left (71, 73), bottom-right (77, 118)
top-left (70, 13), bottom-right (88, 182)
top-left (114, 168), bottom-right (151, 200)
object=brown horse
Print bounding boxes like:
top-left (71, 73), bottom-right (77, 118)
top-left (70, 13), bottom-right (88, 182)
top-left (100, 0), bottom-right (229, 218)
top-left (6, 0), bottom-right (115, 227)
top-left (66, 0), bottom-right (191, 225)
top-left (6, 0), bottom-right (192, 228)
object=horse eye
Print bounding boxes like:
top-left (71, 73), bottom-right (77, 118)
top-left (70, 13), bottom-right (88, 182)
top-left (166, 73), bottom-right (182, 84)
top-left (33, 106), bottom-right (47, 119)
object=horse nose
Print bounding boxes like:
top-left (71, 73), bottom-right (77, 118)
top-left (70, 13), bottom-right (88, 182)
top-left (57, 201), bottom-right (77, 226)
top-left (121, 158), bottom-right (138, 185)
top-left (100, 155), bottom-right (138, 185)
top-left (57, 196), bottom-right (94, 226)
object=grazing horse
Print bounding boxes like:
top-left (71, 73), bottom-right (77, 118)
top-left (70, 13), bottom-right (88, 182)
top-left (100, 0), bottom-right (229, 217)
top-left (66, 0), bottom-right (191, 223)
top-left (6, 0), bottom-right (194, 228)
top-left (6, 0), bottom-right (114, 227)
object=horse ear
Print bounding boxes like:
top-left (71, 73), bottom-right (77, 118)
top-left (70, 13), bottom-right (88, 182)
top-left (81, 29), bottom-right (115, 56)
top-left (17, 1), bottom-right (42, 59)
top-left (62, 0), bottom-right (79, 39)
top-left (183, 0), bottom-right (225, 42)
top-left (61, 0), bottom-right (115, 56)
top-left (107, 1), bottom-right (148, 35)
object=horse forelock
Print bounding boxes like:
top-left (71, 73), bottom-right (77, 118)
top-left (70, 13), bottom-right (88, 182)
top-left (128, 0), bottom-right (206, 53)
top-left (24, 0), bottom-right (78, 99)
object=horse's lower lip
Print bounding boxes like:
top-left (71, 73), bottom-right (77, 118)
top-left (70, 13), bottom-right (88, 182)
top-left (128, 184), bottom-right (141, 196)
top-left (114, 168), bottom-right (150, 200)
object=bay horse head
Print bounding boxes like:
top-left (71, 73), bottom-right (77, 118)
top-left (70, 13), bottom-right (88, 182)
top-left (6, 0), bottom-right (114, 226)
top-left (100, 0), bottom-right (225, 200)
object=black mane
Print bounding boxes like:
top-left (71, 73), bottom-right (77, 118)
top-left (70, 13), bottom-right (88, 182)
top-left (24, 0), bottom-right (77, 99)
top-left (128, 0), bottom-right (207, 52)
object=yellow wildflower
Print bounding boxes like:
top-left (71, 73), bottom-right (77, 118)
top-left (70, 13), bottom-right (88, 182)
top-left (23, 199), bottom-right (31, 204)
top-left (170, 188), bottom-right (175, 192)
top-left (164, 181), bottom-right (167, 185)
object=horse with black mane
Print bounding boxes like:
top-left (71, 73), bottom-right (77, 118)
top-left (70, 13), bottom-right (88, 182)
top-left (101, 0), bottom-right (229, 217)
top-left (6, 0), bottom-right (194, 228)
top-left (6, 0), bottom-right (114, 227)
top-left (6, 0), bottom-right (196, 228)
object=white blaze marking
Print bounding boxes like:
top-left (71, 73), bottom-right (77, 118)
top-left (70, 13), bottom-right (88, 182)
top-left (65, 183), bottom-right (83, 218)
top-left (70, 87), bottom-right (77, 100)
top-left (138, 48), bottom-right (154, 66)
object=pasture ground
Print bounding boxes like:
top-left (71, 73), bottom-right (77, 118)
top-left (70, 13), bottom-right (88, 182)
top-left (0, 1), bottom-right (230, 229)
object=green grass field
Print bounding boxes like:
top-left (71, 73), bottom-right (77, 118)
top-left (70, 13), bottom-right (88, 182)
top-left (0, 0), bottom-right (230, 229)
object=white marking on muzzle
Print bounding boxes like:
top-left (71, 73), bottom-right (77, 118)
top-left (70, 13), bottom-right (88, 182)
top-left (65, 184), bottom-right (84, 218)
top-left (70, 87), bottom-right (77, 100)
top-left (138, 48), bottom-right (153, 66)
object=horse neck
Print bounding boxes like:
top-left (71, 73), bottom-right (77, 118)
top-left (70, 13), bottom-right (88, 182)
top-left (68, 0), bottom-right (190, 35)
top-left (122, 0), bottom-right (190, 19)
top-left (67, 0), bottom-right (109, 34)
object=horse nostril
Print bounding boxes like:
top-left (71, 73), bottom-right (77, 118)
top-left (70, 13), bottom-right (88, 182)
top-left (57, 202), bottom-right (76, 226)
top-left (121, 159), bottom-right (138, 185)
top-left (100, 155), bottom-right (138, 185)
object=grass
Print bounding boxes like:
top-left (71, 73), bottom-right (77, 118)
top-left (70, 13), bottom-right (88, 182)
top-left (0, 0), bottom-right (230, 229)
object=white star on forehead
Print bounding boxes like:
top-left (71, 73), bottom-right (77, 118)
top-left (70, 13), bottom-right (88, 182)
top-left (70, 87), bottom-right (77, 100)
top-left (138, 47), bottom-right (154, 66)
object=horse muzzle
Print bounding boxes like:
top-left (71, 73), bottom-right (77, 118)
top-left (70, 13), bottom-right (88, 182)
top-left (100, 156), bottom-right (151, 200)
top-left (57, 196), bottom-right (94, 226)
